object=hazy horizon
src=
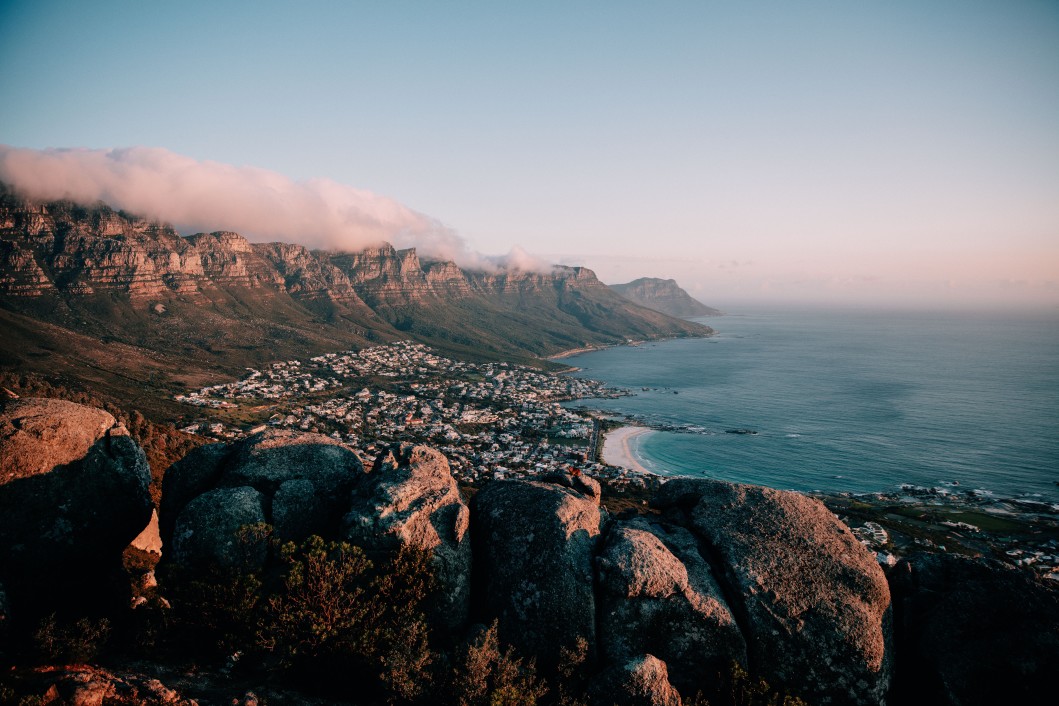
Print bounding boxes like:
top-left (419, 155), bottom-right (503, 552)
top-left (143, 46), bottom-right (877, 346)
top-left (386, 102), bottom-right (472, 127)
top-left (2, 1), bottom-right (1057, 312)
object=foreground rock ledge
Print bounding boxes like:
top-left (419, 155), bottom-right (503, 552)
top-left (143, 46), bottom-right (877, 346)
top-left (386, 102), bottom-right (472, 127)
top-left (0, 398), bottom-right (152, 620)
top-left (471, 476), bottom-right (603, 668)
top-left (655, 478), bottom-right (893, 706)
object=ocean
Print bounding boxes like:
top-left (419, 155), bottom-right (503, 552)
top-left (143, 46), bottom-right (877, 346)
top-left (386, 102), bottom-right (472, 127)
top-left (564, 308), bottom-right (1059, 502)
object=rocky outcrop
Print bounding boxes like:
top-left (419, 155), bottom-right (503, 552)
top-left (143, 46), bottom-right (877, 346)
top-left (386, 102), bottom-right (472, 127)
top-left (3, 401), bottom-right (895, 701)
top-left (597, 517), bottom-right (746, 694)
top-left (158, 442), bottom-right (233, 544)
top-left (0, 398), bottom-right (152, 620)
top-left (256, 241), bottom-right (374, 308)
top-left (2, 666), bottom-right (200, 706)
top-left (888, 553), bottom-right (1059, 706)
top-left (610, 277), bottom-right (721, 318)
top-left (343, 443), bottom-right (471, 631)
top-left (591, 654), bottom-right (683, 706)
top-left (159, 429), bottom-right (365, 572)
top-left (169, 486), bottom-right (268, 571)
top-left (331, 245), bottom-right (440, 306)
top-left (654, 479), bottom-right (892, 706)
top-left (0, 399), bottom-right (924, 704)
top-left (471, 476), bottom-right (603, 668)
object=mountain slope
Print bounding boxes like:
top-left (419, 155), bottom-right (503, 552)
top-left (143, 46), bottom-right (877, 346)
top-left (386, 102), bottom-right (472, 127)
top-left (0, 187), bottom-right (712, 408)
top-left (610, 277), bottom-right (721, 317)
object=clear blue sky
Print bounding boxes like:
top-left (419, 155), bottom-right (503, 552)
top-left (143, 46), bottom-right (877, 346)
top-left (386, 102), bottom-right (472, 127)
top-left (2, 0), bottom-right (1058, 310)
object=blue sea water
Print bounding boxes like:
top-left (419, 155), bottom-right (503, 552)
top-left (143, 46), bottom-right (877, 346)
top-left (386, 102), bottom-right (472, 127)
top-left (564, 308), bottom-right (1059, 501)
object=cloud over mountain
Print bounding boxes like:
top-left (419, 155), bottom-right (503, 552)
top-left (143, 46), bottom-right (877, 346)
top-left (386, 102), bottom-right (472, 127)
top-left (0, 145), bottom-right (550, 272)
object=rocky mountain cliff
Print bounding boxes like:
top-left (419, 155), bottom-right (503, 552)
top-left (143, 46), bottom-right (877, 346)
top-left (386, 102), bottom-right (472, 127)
top-left (0, 186), bottom-right (711, 410)
top-left (610, 277), bottom-right (721, 318)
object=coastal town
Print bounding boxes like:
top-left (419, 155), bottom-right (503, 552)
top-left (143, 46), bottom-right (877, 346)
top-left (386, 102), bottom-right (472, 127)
top-left (174, 341), bottom-right (1059, 583)
top-left (175, 341), bottom-right (642, 486)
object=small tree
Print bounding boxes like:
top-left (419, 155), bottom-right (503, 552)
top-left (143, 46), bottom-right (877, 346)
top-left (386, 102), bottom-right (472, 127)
top-left (452, 620), bottom-right (548, 706)
top-left (257, 535), bottom-right (373, 664)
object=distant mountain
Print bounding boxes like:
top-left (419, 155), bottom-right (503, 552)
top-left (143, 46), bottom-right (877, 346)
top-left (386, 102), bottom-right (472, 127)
top-left (0, 186), bottom-right (711, 411)
top-left (610, 277), bottom-right (721, 318)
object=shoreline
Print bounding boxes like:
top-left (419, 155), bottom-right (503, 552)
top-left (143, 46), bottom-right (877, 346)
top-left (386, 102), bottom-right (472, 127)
top-left (601, 425), bottom-right (656, 475)
top-left (547, 330), bottom-right (716, 361)
top-left (548, 344), bottom-right (611, 360)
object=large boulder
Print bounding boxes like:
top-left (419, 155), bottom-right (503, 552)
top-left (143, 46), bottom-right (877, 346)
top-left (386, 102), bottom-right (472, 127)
top-left (471, 477), bottom-right (602, 669)
top-left (0, 398), bottom-right (152, 619)
top-left (888, 553), bottom-right (1059, 706)
top-left (343, 443), bottom-right (471, 631)
top-left (159, 441), bottom-right (232, 544)
top-left (159, 429), bottom-right (364, 570)
top-left (590, 654), bottom-right (683, 706)
top-left (654, 479), bottom-right (892, 706)
top-left (220, 429), bottom-right (362, 528)
top-left (169, 487), bottom-right (268, 572)
top-left (597, 516), bottom-right (746, 694)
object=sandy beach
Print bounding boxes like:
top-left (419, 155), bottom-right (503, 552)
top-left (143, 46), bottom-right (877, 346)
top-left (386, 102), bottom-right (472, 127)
top-left (602, 425), bottom-right (655, 474)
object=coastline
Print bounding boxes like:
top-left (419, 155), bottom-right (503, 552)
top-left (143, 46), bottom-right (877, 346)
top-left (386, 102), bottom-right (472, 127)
top-left (548, 344), bottom-right (611, 360)
top-left (547, 329), bottom-right (715, 361)
top-left (601, 425), bottom-right (656, 475)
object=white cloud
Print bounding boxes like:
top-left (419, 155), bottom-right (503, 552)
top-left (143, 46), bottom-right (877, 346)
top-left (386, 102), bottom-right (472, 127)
top-left (0, 144), bottom-right (552, 271)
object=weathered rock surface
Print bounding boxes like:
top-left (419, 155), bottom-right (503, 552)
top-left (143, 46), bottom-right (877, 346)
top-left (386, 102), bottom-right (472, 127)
top-left (888, 553), bottom-right (1059, 706)
top-left (169, 487), bottom-right (268, 572)
top-left (0, 397), bottom-right (116, 479)
top-left (654, 478), bottom-right (892, 706)
top-left (158, 442), bottom-right (232, 544)
top-left (471, 477), bottom-right (603, 668)
top-left (597, 517), bottom-right (746, 693)
top-left (159, 429), bottom-right (365, 565)
top-left (0, 398), bottom-right (152, 618)
top-left (591, 654), bottom-right (683, 706)
top-left (220, 429), bottom-right (363, 535)
top-left (343, 443), bottom-right (471, 630)
top-left (131, 509), bottom-right (163, 554)
top-left (2, 666), bottom-right (200, 706)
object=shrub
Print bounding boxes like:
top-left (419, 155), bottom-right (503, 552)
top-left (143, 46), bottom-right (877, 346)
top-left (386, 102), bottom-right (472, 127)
top-left (254, 537), bottom-right (436, 701)
top-left (31, 613), bottom-right (111, 663)
top-left (687, 662), bottom-right (811, 706)
top-left (451, 620), bottom-right (548, 706)
top-left (166, 565), bottom-right (262, 654)
top-left (164, 528), bottom-right (439, 701)
top-left (257, 535), bottom-right (372, 664)
top-left (367, 544), bottom-right (437, 701)
top-left (556, 637), bottom-right (590, 706)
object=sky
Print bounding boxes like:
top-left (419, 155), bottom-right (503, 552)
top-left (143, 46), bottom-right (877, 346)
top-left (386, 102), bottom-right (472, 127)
top-left (1, 0), bottom-right (1058, 311)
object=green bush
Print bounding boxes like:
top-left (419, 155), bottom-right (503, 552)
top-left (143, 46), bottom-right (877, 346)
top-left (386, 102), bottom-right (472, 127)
top-left (255, 536), bottom-right (437, 700)
top-left (257, 535), bottom-right (372, 664)
top-left (451, 620), bottom-right (548, 706)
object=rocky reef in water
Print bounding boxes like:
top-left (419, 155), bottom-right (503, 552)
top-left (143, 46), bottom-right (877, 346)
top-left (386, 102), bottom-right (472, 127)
top-left (1, 397), bottom-right (1057, 706)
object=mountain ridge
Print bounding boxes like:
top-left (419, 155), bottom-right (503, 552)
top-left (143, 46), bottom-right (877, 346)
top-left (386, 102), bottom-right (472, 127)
top-left (610, 277), bottom-right (722, 318)
top-left (0, 186), bottom-right (712, 413)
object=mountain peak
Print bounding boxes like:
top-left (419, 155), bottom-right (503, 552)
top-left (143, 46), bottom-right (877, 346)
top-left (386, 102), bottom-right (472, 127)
top-left (610, 277), bottom-right (721, 318)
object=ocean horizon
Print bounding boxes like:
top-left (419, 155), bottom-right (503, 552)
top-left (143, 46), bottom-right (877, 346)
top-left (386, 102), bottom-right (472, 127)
top-left (565, 307), bottom-right (1059, 502)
